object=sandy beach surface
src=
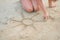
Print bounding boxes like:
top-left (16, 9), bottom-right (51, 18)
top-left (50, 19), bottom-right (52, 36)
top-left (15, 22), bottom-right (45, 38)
top-left (0, 0), bottom-right (60, 40)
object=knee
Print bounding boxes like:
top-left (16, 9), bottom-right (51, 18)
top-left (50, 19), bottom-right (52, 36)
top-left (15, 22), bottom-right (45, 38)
top-left (26, 8), bottom-right (33, 12)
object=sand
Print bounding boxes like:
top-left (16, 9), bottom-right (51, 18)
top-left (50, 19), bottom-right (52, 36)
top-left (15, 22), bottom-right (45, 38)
top-left (0, 0), bottom-right (60, 40)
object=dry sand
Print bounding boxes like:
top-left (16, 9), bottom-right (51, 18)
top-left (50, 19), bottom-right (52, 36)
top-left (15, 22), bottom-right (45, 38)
top-left (0, 0), bottom-right (60, 40)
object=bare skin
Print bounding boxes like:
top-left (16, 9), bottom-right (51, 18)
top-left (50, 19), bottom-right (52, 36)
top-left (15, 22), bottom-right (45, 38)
top-left (21, 0), bottom-right (51, 20)
top-left (21, 0), bottom-right (33, 12)
top-left (48, 0), bottom-right (57, 8)
top-left (37, 0), bottom-right (49, 20)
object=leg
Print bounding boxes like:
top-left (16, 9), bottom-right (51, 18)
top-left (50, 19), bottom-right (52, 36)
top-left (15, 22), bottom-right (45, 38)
top-left (31, 0), bottom-right (39, 11)
top-left (21, 0), bottom-right (33, 12)
top-left (49, 0), bottom-right (52, 7)
top-left (48, 0), bottom-right (57, 8)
